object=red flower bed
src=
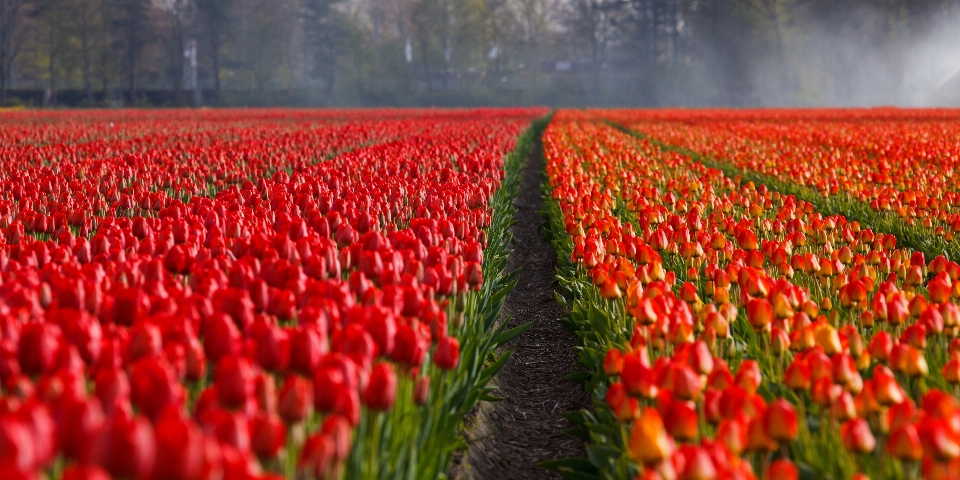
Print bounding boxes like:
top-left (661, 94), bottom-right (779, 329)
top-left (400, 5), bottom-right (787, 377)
top-left (0, 108), bottom-right (544, 479)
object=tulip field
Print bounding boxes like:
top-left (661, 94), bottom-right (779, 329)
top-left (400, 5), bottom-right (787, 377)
top-left (543, 109), bottom-right (960, 480)
top-left (0, 108), bottom-right (548, 480)
top-left (3, 107), bottom-right (960, 480)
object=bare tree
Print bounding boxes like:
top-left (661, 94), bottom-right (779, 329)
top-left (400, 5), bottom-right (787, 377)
top-left (72, 0), bottom-right (106, 102)
top-left (302, 0), bottom-right (347, 96)
top-left (107, 0), bottom-right (153, 103)
top-left (0, 0), bottom-right (27, 101)
top-left (157, 0), bottom-right (192, 102)
top-left (196, 0), bottom-right (232, 102)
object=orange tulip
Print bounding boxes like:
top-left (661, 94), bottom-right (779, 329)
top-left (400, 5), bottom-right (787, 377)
top-left (734, 360), bottom-right (762, 395)
top-left (784, 359), bottom-right (811, 392)
top-left (627, 408), bottom-right (675, 466)
top-left (745, 414), bottom-right (777, 453)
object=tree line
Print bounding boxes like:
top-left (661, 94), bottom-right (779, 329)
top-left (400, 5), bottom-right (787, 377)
top-left (0, 0), bottom-right (958, 107)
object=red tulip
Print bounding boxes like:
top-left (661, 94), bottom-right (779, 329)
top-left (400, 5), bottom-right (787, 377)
top-left (202, 313), bottom-right (242, 364)
top-left (289, 326), bottom-right (329, 376)
top-left (764, 459), bottom-right (798, 480)
top-left (434, 336), bottom-right (460, 370)
top-left (279, 375), bottom-right (313, 424)
top-left (364, 362), bottom-right (398, 411)
top-left (300, 433), bottom-right (338, 480)
top-left (0, 414), bottom-right (37, 473)
top-left (17, 322), bottom-right (61, 376)
top-left (164, 244), bottom-right (193, 275)
top-left (339, 323), bottom-right (378, 371)
top-left (887, 424), bottom-right (923, 462)
top-left (391, 323), bottom-right (427, 367)
top-left (677, 445), bottom-right (717, 480)
top-left (363, 311), bottom-right (397, 358)
top-left (214, 356), bottom-right (257, 410)
top-left (414, 376), bottom-right (431, 405)
top-left (314, 366), bottom-right (347, 413)
top-left (663, 399), bottom-right (698, 442)
top-left (129, 357), bottom-right (185, 420)
top-left (716, 418), bottom-right (747, 455)
top-left (745, 414), bottom-right (777, 453)
top-left (253, 325), bottom-right (290, 373)
top-left (152, 412), bottom-right (205, 480)
top-left (840, 418), bottom-right (876, 453)
top-left (747, 298), bottom-right (773, 330)
top-left (606, 382), bottom-right (639, 422)
top-left (622, 352), bottom-right (658, 399)
top-left (663, 363), bottom-right (702, 402)
top-left (58, 396), bottom-right (105, 462)
top-left (251, 412), bottom-right (286, 459)
top-left (62, 464), bottom-right (112, 480)
top-left (603, 348), bottom-right (624, 375)
top-left (93, 411), bottom-right (156, 479)
top-left (734, 360), bottom-right (762, 394)
top-left (917, 414), bottom-right (960, 460)
top-left (764, 399), bottom-right (798, 442)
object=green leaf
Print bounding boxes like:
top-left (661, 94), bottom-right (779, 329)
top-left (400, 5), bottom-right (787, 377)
top-left (566, 427), bottom-right (592, 441)
top-left (562, 371), bottom-right (591, 383)
top-left (586, 305), bottom-right (610, 335)
top-left (479, 350), bottom-right (513, 383)
top-left (479, 392), bottom-right (507, 402)
top-left (493, 321), bottom-right (533, 347)
top-left (538, 458), bottom-right (599, 479)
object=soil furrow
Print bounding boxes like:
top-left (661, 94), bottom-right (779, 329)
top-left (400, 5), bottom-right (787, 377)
top-left (456, 126), bottom-right (590, 480)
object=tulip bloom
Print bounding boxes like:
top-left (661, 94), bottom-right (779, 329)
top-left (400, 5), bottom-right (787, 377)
top-left (627, 407), bottom-right (674, 466)
top-left (606, 382), bottom-right (639, 422)
top-left (840, 418), bottom-right (876, 453)
top-left (887, 424), bottom-right (923, 462)
top-left (764, 399), bottom-right (798, 443)
top-left (747, 298), bottom-right (773, 331)
top-left (94, 411), bottom-right (157, 479)
top-left (152, 413), bottom-right (205, 480)
top-left (279, 375), bottom-right (313, 424)
top-left (434, 336), bottom-right (460, 370)
top-left (765, 459), bottom-right (799, 480)
top-left (364, 362), bottom-right (398, 411)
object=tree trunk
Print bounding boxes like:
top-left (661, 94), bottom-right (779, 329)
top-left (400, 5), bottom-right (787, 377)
top-left (48, 33), bottom-right (56, 106)
top-left (79, 8), bottom-right (93, 103)
top-left (211, 32), bottom-right (222, 103)
top-left (0, 0), bottom-right (17, 101)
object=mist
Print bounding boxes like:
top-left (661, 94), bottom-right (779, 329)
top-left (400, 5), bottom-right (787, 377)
top-left (1, 0), bottom-right (959, 107)
top-left (745, 1), bottom-right (960, 107)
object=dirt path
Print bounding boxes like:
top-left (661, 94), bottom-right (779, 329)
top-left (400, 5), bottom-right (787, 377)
top-left (457, 127), bottom-right (590, 480)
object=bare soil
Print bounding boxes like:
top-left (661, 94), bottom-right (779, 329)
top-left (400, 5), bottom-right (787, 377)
top-left (453, 129), bottom-right (590, 480)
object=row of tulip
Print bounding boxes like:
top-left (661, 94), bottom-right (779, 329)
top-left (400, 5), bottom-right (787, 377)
top-left (0, 108), bottom-right (547, 479)
top-left (600, 109), bottom-right (960, 262)
top-left (3, 109), bottom-right (540, 242)
top-left (542, 110), bottom-right (960, 480)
